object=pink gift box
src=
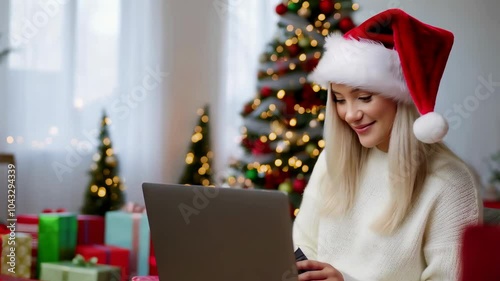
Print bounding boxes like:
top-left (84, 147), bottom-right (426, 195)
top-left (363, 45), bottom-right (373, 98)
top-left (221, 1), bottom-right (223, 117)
top-left (131, 276), bottom-right (159, 281)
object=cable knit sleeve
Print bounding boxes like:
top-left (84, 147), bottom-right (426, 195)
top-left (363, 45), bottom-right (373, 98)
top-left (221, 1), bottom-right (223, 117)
top-left (420, 161), bottom-right (483, 281)
top-left (292, 150), bottom-right (327, 260)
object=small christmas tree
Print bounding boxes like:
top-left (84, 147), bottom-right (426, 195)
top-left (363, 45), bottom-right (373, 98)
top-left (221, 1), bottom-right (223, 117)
top-left (179, 105), bottom-right (214, 186)
top-left (226, 0), bottom-right (358, 218)
top-left (81, 111), bottom-right (125, 216)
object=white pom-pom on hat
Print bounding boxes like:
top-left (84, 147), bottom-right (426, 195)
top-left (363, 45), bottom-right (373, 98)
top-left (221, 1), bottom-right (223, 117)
top-left (413, 112), bottom-right (449, 144)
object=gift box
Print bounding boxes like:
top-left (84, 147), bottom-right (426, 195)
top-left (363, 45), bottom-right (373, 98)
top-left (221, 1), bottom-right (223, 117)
top-left (131, 276), bottom-right (159, 281)
top-left (0, 233), bottom-right (32, 278)
top-left (37, 213), bottom-right (77, 276)
top-left (76, 245), bottom-right (129, 281)
top-left (149, 240), bottom-right (157, 275)
top-left (16, 215), bottom-right (38, 240)
top-left (105, 210), bottom-right (150, 276)
top-left (0, 274), bottom-right (38, 280)
top-left (39, 261), bottom-right (121, 281)
top-left (77, 215), bottom-right (105, 245)
top-left (15, 215), bottom-right (39, 278)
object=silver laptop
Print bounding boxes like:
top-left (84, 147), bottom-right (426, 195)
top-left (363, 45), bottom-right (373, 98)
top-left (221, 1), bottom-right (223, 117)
top-left (142, 182), bottom-right (299, 281)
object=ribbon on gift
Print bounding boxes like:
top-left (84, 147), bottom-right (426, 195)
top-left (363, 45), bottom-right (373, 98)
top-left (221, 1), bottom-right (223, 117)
top-left (83, 219), bottom-right (90, 244)
top-left (77, 215), bottom-right (105, 245)
top-left (42, 208), bottom-right (67, 213)
top-left (122, 202), bottom-right (146, 214)
top-left (92, 245), bottom-right (112, 264)
top-left (72, 254), bottom-right (98, 267)
top-left (121, 202), bottom-right (145, 276)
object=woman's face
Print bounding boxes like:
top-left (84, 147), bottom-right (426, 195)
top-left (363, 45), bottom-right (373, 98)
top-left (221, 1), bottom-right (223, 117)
top-left (331, 83), bottom-right (397, 152)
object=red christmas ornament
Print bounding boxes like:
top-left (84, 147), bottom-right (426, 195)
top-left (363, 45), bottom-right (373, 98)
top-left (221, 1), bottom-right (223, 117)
top-left (287, 44), bottom-right (300, 57)
top-left (293, 177), bottom-right (307, 193)
top-left (276, 3), bottom-right (288, 15)
top-left (302, 84), bottom-right (316, 100)
top-left (282, 95), bottom-right (297, 115)
top-left (273, 169), bottom-right (290, 185)
top-left (264, 173), bottom-right (276, 189)
top-left (319, 0), bottom-right (335, 14)
top-left (339, 17), bottom-right (356, 33)
top-left (242, 103), bottom-right (254, 116)
top-left (305, 57), bottom-right (320, 72)
top-left (241, 136), bottom-right (253, 150)
top-left (252, 139), bottom-right (272, 155)
top-left (260, 86), bottom-right (273, 98)
top-left (277, 62), bottom-right (288, 75)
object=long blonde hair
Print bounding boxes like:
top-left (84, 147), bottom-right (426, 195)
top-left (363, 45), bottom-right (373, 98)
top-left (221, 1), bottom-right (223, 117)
top-left (319, 89), bottom-right (462, 235)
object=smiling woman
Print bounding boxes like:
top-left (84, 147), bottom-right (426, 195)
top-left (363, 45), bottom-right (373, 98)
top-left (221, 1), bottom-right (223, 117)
top-left (292, 9), bottom-right (482, 281)
top-left (330, 83), bottom-right (397, 152)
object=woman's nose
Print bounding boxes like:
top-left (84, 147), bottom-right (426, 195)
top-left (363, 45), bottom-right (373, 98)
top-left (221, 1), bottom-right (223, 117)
top-left (344, 104), bottom-right (362, 123)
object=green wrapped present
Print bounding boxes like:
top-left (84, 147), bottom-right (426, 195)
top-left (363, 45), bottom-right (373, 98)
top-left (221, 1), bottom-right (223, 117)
top-left (37, 213), bottom-right (78, 276)
top-left (40, 260), bottom-right (121, 281)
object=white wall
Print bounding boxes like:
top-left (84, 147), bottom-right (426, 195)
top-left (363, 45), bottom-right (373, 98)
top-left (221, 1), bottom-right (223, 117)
top-left (353, 0), bottom-right (500, 187)
top-left (159, 0), bottom-right (226, 183)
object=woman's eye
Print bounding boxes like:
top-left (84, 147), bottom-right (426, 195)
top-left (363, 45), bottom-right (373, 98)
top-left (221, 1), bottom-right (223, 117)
top-left (333, 98), bottom-right (345, 104)
top-left (359, 96), bottom-right (372, 102)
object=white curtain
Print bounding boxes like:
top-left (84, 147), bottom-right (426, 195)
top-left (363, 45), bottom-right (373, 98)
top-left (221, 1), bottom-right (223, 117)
top-left (216, 0), bottom-right (281, 180)
top-left (0, 0), bottom-right (281, 217)
top-left (1, 0), bottom-right (169, 215)
top-left (3, 0), bottom-right (86, 216)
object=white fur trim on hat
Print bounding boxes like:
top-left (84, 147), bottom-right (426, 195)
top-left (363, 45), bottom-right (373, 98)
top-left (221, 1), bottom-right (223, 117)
top-left (308, 34), bottom-right (412, 104)
top-left (413, 112), bottom-right (449, 143)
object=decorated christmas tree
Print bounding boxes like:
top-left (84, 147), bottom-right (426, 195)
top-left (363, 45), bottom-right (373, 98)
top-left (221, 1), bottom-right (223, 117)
top-left (225, 0), bottom-right (358, 217)
top-left (81, 111), bottom-right (125, 216)
top-left (179, 105), bottom-right (215, 186)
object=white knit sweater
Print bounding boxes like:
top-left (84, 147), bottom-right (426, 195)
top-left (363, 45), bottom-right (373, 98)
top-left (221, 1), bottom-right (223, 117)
top-left (293, 148), bottom-right (482, 281)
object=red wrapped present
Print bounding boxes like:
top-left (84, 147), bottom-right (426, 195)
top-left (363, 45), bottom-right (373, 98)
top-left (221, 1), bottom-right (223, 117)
top-left (0, 274), bottom-right (38, 280)
top-left (484, 200), bottom-right (500, 209)
top-left (460, 225), bottom-right (500, 281)
top-left (148, 240), bottom-right (157, 275)
top-left (131, 276), bottom-right (159, 281)
top-left (16, 215), bottom-right (38, 238)
top-left (0, 226), bottom-right (8, 235)
top-left (76, 244), bottom-right (130, 281)
top-left (77, 215), bottom-right (105, 245)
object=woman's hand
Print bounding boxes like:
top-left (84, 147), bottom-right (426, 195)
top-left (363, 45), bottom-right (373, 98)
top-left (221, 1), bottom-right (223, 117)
top-left (296, 260), bottom-right (344, 281)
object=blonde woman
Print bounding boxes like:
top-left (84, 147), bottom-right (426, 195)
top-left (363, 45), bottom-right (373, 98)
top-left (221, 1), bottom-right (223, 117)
top-left (293, 9), bottom-right (482, 281)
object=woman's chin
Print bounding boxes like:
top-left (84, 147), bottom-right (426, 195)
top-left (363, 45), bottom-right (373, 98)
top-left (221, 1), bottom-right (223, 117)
top-left (357, 137), bottom-right (376, 148)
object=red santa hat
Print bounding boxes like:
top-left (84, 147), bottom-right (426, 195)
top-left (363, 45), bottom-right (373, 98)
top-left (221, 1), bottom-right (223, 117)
top-left (309, 9), bottom-right (454, 143)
